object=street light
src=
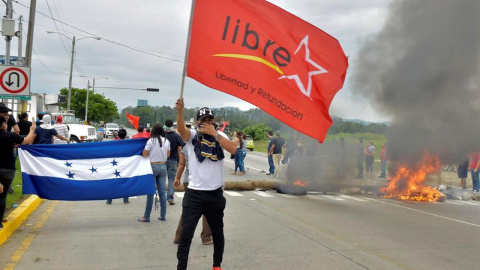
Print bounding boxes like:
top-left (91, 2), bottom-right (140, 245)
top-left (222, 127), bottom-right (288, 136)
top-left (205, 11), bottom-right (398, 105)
top-left (82, 76), bottom-right (108, 123)
top-left (46, 31), bottom-right (101, 110)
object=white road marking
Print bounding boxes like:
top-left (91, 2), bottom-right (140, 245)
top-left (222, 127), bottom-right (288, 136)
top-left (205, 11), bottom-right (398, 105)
top-left (277, 194), bottom-right (298, 199)
top-left (324, 195), bottom-right (345, 201)
top-left (363, 197), bottom-right (480, 228)
top-left (175, 192), bottom-right (184, 198)
top-left (224, 191), bottom-right (243, 197)
top-left (252, 191), bottom-right (274, 198)
top-left (340, 195), bottom-right (367, 202)
top-left (306, 195), bottom-right (324, 200)
top-left (455, 200), bottom-right (480, 206)
top-left (224, 159), bottom-right (263, 172)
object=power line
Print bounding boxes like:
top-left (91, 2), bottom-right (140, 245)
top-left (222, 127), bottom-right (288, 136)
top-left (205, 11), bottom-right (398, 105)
top-left (19, 23), bottom-right (70, 74)
top-left (33, 48), bottom-right (69, 74)
top-left (94, 86), bottom-right (157, 91)
top-left (13, 0), bottom-right (185, 63)
top-left (43, 0), bottom-right (87, 87)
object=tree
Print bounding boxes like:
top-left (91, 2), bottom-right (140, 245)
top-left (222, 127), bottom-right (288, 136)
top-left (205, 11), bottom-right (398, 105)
top-left (60, 88), bottom-right (119, 123)
top-left (243, 123), bottom-right (272, 140)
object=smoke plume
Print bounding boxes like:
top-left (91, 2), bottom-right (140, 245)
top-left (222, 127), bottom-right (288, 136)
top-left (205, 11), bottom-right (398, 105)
top-left (352, 0), bottom-right (480, 165)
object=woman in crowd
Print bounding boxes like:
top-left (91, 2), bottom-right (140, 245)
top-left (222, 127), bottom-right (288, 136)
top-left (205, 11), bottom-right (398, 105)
top-left (138, 123), bottom-right (170, 222)
top-left (232, 131), bottom-right (246, 175)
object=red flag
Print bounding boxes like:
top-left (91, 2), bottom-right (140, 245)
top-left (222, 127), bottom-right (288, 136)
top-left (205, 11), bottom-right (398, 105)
top-left (126, 112), bottom-right (139, 130)
top-left (187, 0), bottom-right (348, 142)
top-left (219, 121), bottom-right (229, 132)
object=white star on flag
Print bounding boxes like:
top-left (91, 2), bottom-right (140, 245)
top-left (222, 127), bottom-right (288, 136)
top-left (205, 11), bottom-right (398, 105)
top-left (279, 35), bottom-right (328, 100)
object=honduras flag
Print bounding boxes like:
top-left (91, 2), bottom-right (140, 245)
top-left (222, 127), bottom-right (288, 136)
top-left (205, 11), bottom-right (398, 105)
top-left (18, 139), bottom-right (156, 201)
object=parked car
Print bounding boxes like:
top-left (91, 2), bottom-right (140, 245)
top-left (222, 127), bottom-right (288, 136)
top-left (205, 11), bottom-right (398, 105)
top-left (245, 135), bottom-right (254, 151)
top-left (104, 123), bottom-right (119, 138)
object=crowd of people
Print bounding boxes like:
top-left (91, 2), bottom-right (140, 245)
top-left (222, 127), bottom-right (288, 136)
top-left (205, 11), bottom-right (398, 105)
top-left (0, 102), bottom-right (73, 230)
top-left (0, 100), bottom-right (237, 269)
top-left (4, 97), bottom-right (478, 269)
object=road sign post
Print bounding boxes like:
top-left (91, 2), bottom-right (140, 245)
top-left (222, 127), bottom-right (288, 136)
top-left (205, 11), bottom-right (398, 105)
top-left (0, 66), bottom-right (31, 96)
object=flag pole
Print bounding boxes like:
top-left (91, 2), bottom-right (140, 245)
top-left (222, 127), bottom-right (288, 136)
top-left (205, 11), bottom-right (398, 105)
top-left (180, 0), bottom-right (196, 98)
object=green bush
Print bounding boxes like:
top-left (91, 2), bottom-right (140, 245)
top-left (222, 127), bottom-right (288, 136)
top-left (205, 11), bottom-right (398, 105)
top-left (243, 123), bottom-right (272, 140)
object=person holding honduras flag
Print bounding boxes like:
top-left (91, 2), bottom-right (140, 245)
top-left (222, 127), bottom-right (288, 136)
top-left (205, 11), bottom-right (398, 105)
top-left (18, 136), bottom-right (157, 202)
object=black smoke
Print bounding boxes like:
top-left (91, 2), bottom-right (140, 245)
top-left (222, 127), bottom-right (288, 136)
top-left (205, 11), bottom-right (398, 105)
top-left (352, 0), bottom-right (480, 166)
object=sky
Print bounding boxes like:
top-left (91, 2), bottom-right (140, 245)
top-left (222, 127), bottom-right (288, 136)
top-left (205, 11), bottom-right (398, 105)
top-left (2, 0), bottom-right (393, 122)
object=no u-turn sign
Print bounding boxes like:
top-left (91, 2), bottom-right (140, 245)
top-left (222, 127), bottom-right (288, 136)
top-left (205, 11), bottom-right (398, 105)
top-left (0, 66), bottom-right (31, 96)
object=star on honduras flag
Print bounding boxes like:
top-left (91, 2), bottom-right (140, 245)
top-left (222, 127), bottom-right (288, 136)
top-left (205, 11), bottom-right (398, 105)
top-left (18, 139), bottom-right (155, 201)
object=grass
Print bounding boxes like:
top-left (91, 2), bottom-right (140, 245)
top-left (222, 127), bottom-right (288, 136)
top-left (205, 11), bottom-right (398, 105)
top-left (326, 133), bottom-right (386, 159)
top-left (5, 159), bottom-right (27, 215)
top-left (255, 133), bottom-right (386, 154)
top-left (252, 140), bottom-right (269, 153)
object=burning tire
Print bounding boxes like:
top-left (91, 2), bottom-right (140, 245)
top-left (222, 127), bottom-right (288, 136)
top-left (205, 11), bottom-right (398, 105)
top-left (276, 183), bottom-right (307, 195)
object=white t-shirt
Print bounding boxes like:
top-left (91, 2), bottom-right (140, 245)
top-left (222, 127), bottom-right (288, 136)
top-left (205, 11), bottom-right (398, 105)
top-left (144, 137), bottom-right (170, 162)
top-left (53, 124), bottom-right (69, 144)
top-left (185, 129), bottom-right (227, 190)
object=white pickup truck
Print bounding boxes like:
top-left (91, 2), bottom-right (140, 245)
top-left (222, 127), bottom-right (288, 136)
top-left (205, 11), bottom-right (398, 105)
top-left (51, 111), bottom-right (97, 143)
top-left (104, 123), bottom-right (120, 138)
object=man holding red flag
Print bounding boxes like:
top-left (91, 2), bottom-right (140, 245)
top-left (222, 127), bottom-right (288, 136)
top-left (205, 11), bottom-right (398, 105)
top-left (186, 0), bottom-right (348, 142)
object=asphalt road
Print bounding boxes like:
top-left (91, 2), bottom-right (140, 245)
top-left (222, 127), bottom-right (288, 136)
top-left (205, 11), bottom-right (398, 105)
top-left (1, 131), bottom-right (479, 269)
top-left (1, 185), bottom-right (479, 269)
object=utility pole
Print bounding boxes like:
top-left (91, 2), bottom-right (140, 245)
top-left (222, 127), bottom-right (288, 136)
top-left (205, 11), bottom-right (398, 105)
top-left (67, 36), bottom-right (75, 110)
top-left (25, 0), bottom-right (36, 67)
top-left (16, 16), bottom-right (23, 66)
top-left (4, 0), bottom-right (13, 65)
top-left (85, 79), bottom-right (90, 123)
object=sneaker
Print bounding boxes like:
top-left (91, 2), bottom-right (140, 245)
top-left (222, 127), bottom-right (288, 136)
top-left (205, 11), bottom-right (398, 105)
top-left (106, 201), bottom-right (112, 205)
top-left (202, 239), bottom-right (213, 245)
top-left (173, 240), bottom-right (179, 244)
top-left (212, 267), bottom-right (222, 270)
top-left (137, 217), bottom-right (150, 223)
top-left (158, 217), bottom-right (166, 221)
top-left (266, 173), bottom-right (272, 175)
top-left (168, 200), bottom-right (175, 205)
top-left (124, 200), bottom-right (130, 204)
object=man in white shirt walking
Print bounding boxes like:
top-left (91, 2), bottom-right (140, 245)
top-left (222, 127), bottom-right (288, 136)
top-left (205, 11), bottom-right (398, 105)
top-left (174, 98), bottom-right (237, 270)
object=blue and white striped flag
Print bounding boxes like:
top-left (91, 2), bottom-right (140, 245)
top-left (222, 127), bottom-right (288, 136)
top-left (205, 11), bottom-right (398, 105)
top-left (18, 139), bottom-right (156, 201)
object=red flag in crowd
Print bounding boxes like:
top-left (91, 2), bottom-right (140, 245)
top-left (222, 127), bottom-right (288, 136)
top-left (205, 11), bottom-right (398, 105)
top-left (187, 0), bottom-right (348, 142)
top-left (126, 112), bottom-right (139, 130)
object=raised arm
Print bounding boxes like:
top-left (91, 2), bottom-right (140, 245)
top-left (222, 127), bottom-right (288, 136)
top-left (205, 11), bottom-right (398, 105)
top-left (21, 122), bottom-right (37, 145)
top-left (175, 98), bottom-right (190, 142)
